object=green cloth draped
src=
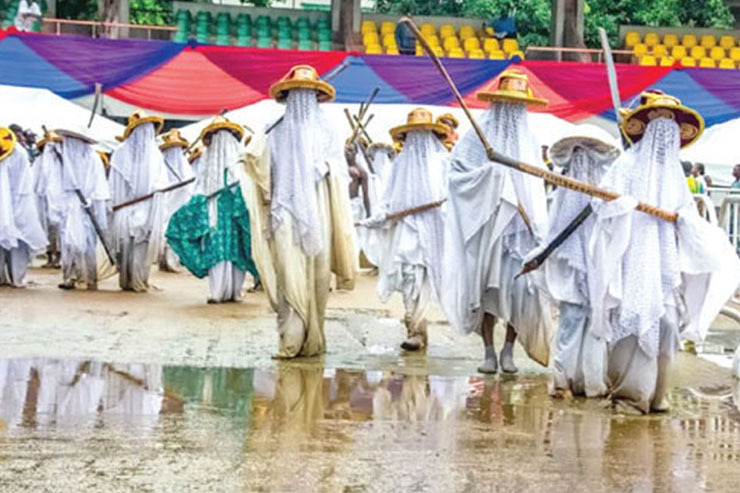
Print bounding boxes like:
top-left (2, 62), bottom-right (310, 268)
top-left (166, 186), bottom-right (257, 279)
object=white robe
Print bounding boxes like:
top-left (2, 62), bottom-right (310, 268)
top-left (160, 146), bottom-right (194, 272)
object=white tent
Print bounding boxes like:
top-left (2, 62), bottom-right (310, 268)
top-left (0, 85), bottom-right (124, 151)
top-left (680, 117), bottom-right (740, 186)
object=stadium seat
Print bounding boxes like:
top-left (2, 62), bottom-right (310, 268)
top-left (463, 37), bottom-right (481, 51)
top-left (633, 43), bottom-right (648, 57)
top-left (432, 46), bottom-right (444, 57)
top-left (380, 21), bottom-right (395, 36)
top-left (639, 55), bottom-right (657, 66)
top-left (720, 35), bottom-right (735, 49)
top-left (468, 49), bottom-right (485, 59)
top-left (680, 57), bottom-right (697, 67)
top-left (277, 38), bottom-right (293, 50)
top-left (644, 32), bottom-right (659, 47)
top-left (700, 35), bottom-right (717, 48)
top-left (256, 37), bottom-right (272, 48)
top-left (448, 48), bottom-right (465, 58)
top-left (420, 23), bottom-right (436, 36)
top-left (682, 34), bottom-right (698, 48)
top-left (361, 20), bottom-right (377, 35)
top-left (443, 36), bottom-right (460, 51)
top-left (671, 45), bottom-right (687, 59)
top-left (710, 46), bottom-right (726, 60)
top-left (690, 46), bottom-right (707, 59)
top-left (298, 39), bottom-right (314, 51)
top-left (318, 40), bottom-right (332, 51)
top-left (652, 44), bottom-right (668, 58)
top-left (459, 25), bottom-right (476, 40)
top-left (699, 57), bottom-right (716, 68)
top-left (659, 56), bottom-right (675, 67)
top-left (719, 58), bottom-right (735, 69)
top-left (489, 50), bottom-right (506, 60)
top-left (483, 38), bottom-right (500, 52)
top-left (317, 29), bottom-right (331, 42)
top-left (730, 47), bottom-right (740, 61)
top-left (386, 46), bottom-right (399, 55)
top-left (663, 33), bottom-right (678, 48)
top-left (382, 33), bottom-right (396, 48)
top-left (508, 50), bottom-right (525, 60)
top-left (502, 38), bottom-right (519, 53)
top-left (425, 34), bottom-right (441, 47)
top-left (440, 24), bottom-right (456, 39)
top-left (366, 43), bottom-right (383, 55)
top-left (624, 31), bottom-right (641, 48)
top-left (363, 32), bottom-right (379, 46)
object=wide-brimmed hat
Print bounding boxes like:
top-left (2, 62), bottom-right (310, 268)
top-left (549, 136), bottom-right (620, 167)
top-left (0, 127), bottom-right (17, 163)
top-left (477, 69), bottom-right (547, 107)
top-left (390, 108), bottom-right (450, 142)
top-left (97, 150), bottom-right (110, 168)
top-left (159, 128), bottom-right (189, 151)
top-left (188, 143), bottom-right (204, 165)
top-left (270, 65), bottom-right (335, 103)
top-left (198, 115), bottom-right (245, 147)
top-left (621, 90), bottom-right (703, 148)
top-left (56, 127), bottom-right (97, 145)
top-left (36, 129), bottom-right (63, 151)
top-left (117, 110), bottom-right (164, 142)
top-left (436, 113), bottom-right (459, 129)
top-left (367, 142), bottom-right (397, 160)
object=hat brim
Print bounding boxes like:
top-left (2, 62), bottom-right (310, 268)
top-left (160, 139), bottom-right (189, 151)
top-left (477, 90), bottom-right (548, 107)
top-left (390, 122), bottom-right (450, 142)
top-left (199, 121), bottom-right (245, 146)
top-left (549, 136), bottom-right (619, 166)
top-left (436, 115), bottom-right (459, 128)
top-left (56, 129), bottom-right (97, 145)
top-left (270, 79), bottom-right (335, 103)
top-left (36, 134), bottom-right (63, 151)
top-left (188, 149), bottom-right (203, 165)
top-left (0, 128), bottom-right (17, 163)
top-left (621, 103), bottom-right (703, 148)
top-left (119, 116), bottom-right (164, 141)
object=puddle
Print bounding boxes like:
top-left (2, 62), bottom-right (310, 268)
top-left (2, 358), bottom-right (740, 491)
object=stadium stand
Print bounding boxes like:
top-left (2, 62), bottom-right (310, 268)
top-left (623, 26), bottom-right (740, 69)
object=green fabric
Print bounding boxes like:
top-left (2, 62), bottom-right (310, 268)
top-left (166, 186), bottom-right (257, 280)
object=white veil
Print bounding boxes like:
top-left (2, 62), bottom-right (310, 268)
top-left (196, 130), bottom-right (241, 225)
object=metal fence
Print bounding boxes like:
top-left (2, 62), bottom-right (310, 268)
top-left (41, 17), bottom-right (176, 41)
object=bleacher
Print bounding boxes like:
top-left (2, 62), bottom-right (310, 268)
top-left (361, 19), bottom-right (524, 59)
top-left (623, 26), bottom-right (740, 68)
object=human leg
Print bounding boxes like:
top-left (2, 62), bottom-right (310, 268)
top-left (478, 312), bottom-right (498, 374)
top-left (499, 323), bottom-right (518, 374)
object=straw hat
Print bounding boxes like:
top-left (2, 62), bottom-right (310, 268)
top-left (159, 128), bottom-right (189, 151)
top-left (621, 90), bottom-right (703, 148)
top-left (188, 143), bottom-right (205, 165)
top-left (436, 113), bottom-right (459, 129)
top-left (549, 136), bottom-right (620, 167)
top-left (36, 128), bottom-right (63, 151)
top-left (198, 115), bottom-right (245, 147)
top-left (270, 65), bottom-right (335, 103)
top-left (117, 110), bottom-right (164, 142)
top-left (477, 69), bottom-right (547, 106)
top-left (56, 127), bottom-right (97, 145)
top-left (390, 108), bottom-right (450, 142)
top-left (0, 127), bottom-right (17, 163)
top-left (367, 142), bottom-right (397, 161)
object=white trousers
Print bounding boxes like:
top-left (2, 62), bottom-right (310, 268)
top-left (208, 261), bottom-right (245, 302)
top-left (61, 225), bottom-right (97, 286)
top-left (0, 244), bottom-right (30, 287)
top-left (118, 237), bottom-right (151, 292)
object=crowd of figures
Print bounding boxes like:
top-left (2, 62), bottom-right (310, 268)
top-left (1, 65), bottom-right (740, 415)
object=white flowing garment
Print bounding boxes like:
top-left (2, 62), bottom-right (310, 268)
top-left (196, 130), bottom-right (242, 225)
top-left (0, 147), bottom-right (47, 253)
top-left (356, 146), bottom-right (395, 266)
top-left (373, 131), bottom-right (447, 303)
top-left (32, 142), bottom-right (64, 236)
top-left (441, 101), bottom-right (551, 365)
top-left (588, 118), bottom-right (740, 355)
top-left (162, 146), bottom-right (194, 222)
top-left (109, 123), bottom-right (170, 265)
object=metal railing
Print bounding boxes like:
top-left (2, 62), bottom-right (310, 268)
top-left (694, 194), bottom-right (719, 225)
top-left (41, 17), bottom-right (176, 41)
top-left (525, 46), bottom-right (634, 63)
top-left (717, 192), bottom-right (740, 255)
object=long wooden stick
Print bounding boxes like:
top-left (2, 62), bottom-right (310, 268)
top-left (400, 17), bottom-right (677, 223)
top-left (112, 177), bottom-right (195, 211)
top-left (355, 199), bottom-right (446, 227)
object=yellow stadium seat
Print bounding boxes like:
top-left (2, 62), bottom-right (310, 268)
top-left (680, 57), bottom-right (697, 67)
top-left (682, 34), bottom-right (698, 48)
top-left (671, 45), bottom-right (687, 59)
top-left (380, 21), bottom-right (395, 36)
top-left (459, 25), bottom-right (476, 40)
top-left (416, 45), bottom-right (424, 56)
top-left (488, 50), bottom-right (506, 60)
top-left (463, 37), bottom-right (481, 51)
top-left (719, 58), bottom-right (735, 69)
top-left (508, 50), bottom-right (525, 60)
top-left (363, 32), bottom-right (379, 46)
top-left (425, 34), bottom-right (440, 47)
top-left (468, 49), bottom-right (485, 59)
top-left (652, 44), bottom-right (668, 58)
top-left (443, 36), bottom-right (460, 51)
top-left (699, 57), bottom-right (716, 68)
top-left (710, 46), bottom-right (726, 60)
top-left (382, 33), bottom-right (396, 48)
top-left (440, 24), bottom-right (455, 39)
top-left (660, 56), bottom-right (675, 67)
top-left (644, 32), bottom-right (659, 47)
top-left (420, 23), bottom-right (436, 36)
top-left (730, 47), bottom-right (740, 61)
top-left (361, 21), bottom-right (377, 35)
top-left (485, 25), bottom-right (495, 36)
top-left (624, 31), bottom-right (641, 48)
top-left (503, 38), bottom-right (519, 53)
top-left (633, 43), bottom-right (648, 57)
top-left (639, 55), bottom-right (657, 66)
top-left (386, 46), bottom-right (399, 55)
top-left (720, 35), bottom-right (735, 49)
top-left (483, 38), bottom-right (500, 52)
top-left (365, 43), bottom-right (382, 55)
top-left (663, 33), bottom-right (678, 48)
top-left (690, 46), bottom-right (706, 59)
top-left (448, 48), bottom-right (465, 58)
top-left (700, 35), bottom-right (717, 48)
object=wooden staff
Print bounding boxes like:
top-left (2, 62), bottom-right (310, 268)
top-left (112, 178), bottom-right (195, 212)
top-left (400, 17), bottom-right (677, 223)
top-left (355, 199), bottom-right (446, 227)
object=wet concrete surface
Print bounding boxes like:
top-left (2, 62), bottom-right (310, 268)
top-left (1, 268), bottom-right (740, 491)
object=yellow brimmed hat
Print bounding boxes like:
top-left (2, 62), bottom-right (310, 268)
top-left (549, 136), bottom-right (620, 167)
top-left (36, 129), bottom-right (63, 151)
top-left (436, 113), bottom-right (459, 129)
top-left (188, 143), bottom-right (204, 165)
top-left (477, 69), bottom-right (547, 106)
top-left (621, 89), bottom-right (703, 148)
top-left (270, 65), bottom-right (335, 103)
top-left (390, 108), bottom-right (450, 142)
top-left (159, 128), bottom-right (189, 151)
top-left (0, 127), bottom-right (17, 163)
top-left (56, 127), bottom-right (97, 145)
top-left (198, 115), bottom-right (245, 146)
top-left (117, 110), bottom-right (164, 142)
top-left (97, 150), bottom-right (110, 169)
